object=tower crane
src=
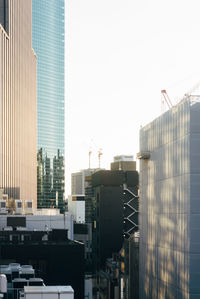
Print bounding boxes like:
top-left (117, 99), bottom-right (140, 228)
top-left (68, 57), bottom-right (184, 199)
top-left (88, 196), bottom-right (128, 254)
top-left (161, 89), bottom-right (173, 109)
top-left (161, 81), bottom-right (200, 112)
top-left (98, 149), bottom-right (103, 168)
top-left (88, 150), bottom-right (92, 169)
top-left (88, 140), bottom-right (103, 169)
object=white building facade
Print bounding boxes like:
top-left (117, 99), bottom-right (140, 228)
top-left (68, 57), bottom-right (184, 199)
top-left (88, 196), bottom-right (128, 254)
top-left (68, 195), bottom-right (85, 223)
top-left (139, 97), bottom-right (200, 299)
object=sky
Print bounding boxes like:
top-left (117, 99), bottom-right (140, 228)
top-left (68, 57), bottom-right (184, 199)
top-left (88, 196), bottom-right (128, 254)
top-left (65, 0), bottom-right (200, 194)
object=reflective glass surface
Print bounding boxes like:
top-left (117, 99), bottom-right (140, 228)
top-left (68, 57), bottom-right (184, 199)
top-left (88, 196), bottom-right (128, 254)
top-left (32, 0), bottom-right (65, 211)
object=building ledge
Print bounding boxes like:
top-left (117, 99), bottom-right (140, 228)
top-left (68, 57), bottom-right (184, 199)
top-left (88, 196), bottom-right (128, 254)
top-left (136, 151), bottom-right (150, 159)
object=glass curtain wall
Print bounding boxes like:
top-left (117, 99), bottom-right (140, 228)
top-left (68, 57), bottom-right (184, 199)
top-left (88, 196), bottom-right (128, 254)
top-left (32, 0), bottom-right (65, 211)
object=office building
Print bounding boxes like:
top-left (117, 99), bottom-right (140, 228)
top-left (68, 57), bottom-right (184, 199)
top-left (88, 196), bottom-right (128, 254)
top-left (111, 155), bottom-right (136, 171)
top-left (68, 195), bottom-right (85, 223)
top-left (139, 96), bottom-right (200, 298)
top-left (32, 1), bottom-right (65, 210)
top-left (70, 168), bottom-right (99, 224)
top-left (0, 0), bottom-right (37, 208)
top-left (91, 169), bottom-right (138, 270)
top-left (71, 169), bottom-right (99, 195)
top-left (91, 168), bottom-right (138, 298)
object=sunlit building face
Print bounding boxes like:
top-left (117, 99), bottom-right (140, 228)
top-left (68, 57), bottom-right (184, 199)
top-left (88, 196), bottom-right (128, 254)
top-left (32, 0), bottom-right (65, 211)
top-left (0, 0), bottom-right (37, 209)
top-left (139, 97), bottom-right (200, 298)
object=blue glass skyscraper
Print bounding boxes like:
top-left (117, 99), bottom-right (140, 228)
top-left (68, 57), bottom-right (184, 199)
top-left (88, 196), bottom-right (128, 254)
top-left (32, 0), bottom-right (65, 211)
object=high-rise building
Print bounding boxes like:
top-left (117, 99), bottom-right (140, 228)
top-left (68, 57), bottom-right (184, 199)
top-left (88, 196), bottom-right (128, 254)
top-left (138, 96), bottom-right (200, 298)
top-left (91, 169), bottom-right (138, 271)
top-left (71, 169), bottom-right (99, 196)
top-left (0, 0), bottom-right (37, 208)
top-left (91, 170), bottom-right (124, 270)
top-left (111, 155), bottom-right (136, 171)
top-left (32, 0), bottom-right (65, 211)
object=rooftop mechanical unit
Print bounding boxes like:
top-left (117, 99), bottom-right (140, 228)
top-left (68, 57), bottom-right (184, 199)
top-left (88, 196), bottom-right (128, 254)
top-left (15, 200), bottom-right (23, 214)
top-left (0, 200), bottom-right (7, 214)
top-left (20, 266), bottom-right (34, 280)
top-left (22, 286), bottom-right (74, 299)
top-left (25, 201), bottom-right (33, 214)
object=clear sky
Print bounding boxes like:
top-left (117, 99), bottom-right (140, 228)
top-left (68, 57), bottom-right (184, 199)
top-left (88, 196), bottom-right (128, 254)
top-left (65, 0), bottom-right (200, 194)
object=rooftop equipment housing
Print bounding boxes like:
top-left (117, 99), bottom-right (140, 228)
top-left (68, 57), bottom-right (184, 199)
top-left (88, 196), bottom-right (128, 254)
top-left (15, 200), bottom-right (23, 214)
top-left (0, 200), bottom-right (7, 214)
top-left (28, 278), bottom-right (44, 286)
top-left (25, 201), bottom-right (33, 214)
top-left (20, 266), bottom-right (34, 279)
top-left (23, 286), bottom-right (74, 299)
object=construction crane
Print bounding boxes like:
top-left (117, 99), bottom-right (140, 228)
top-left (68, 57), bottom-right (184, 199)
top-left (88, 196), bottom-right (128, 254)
top-left (98, 149), bottom-right (103, 168)
top-left (161, 89), bottom-right (173, 110)
top-left (89, 139), bottom-right (103, 168)
top-left (88, 150), bottom-right (92, 169)
top-left (161, 81), bottom-right (200, 112)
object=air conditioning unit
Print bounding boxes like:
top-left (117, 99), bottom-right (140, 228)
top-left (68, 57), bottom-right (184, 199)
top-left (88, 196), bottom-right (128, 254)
top-left (25, 200), bottom-right (33, 214)
top-left (0, 200), bottom-right (7, 214)
top-left (15, 200), bottom-right (23, 214)
top-left (20, 265), bottom-right (35, 279)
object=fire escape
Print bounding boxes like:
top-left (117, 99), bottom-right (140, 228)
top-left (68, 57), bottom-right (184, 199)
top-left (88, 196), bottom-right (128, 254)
top-left (123, 183), bottom-right (139, 238)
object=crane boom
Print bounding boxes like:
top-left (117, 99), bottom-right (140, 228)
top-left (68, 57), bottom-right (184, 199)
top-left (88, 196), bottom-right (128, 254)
top-left (161, 90), bottom-right (173, 109)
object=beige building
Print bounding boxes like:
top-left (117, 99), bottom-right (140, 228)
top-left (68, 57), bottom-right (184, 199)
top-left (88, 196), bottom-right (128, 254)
top-left (0, 0), bottom-right (37, 209)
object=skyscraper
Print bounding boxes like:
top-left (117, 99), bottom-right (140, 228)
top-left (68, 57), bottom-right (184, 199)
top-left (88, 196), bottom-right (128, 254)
top-left (32, 0), bottom-right (65, 210)
top-left (0, 0), bottom-right (37, 208)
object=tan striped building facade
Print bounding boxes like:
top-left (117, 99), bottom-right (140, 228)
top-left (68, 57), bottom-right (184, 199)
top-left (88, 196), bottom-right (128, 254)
top-left (0, 0), bottom-right (37, 209)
